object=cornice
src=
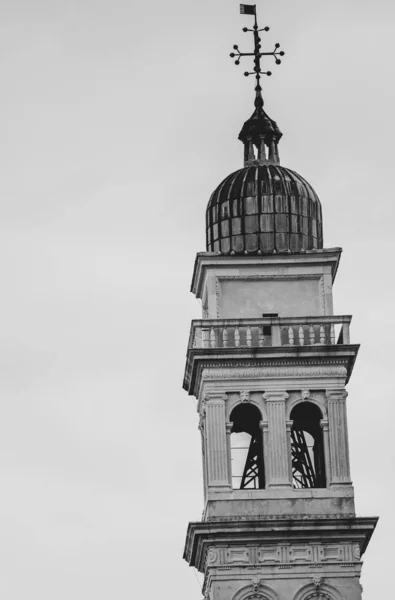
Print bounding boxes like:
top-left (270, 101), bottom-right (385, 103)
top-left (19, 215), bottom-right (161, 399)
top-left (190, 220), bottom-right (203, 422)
top-left (183, 516), bottom-right (378, 572)
top-left (191, 248), bottom-right (342, 298)
top-left (184, 349), bottom-right (358, 397)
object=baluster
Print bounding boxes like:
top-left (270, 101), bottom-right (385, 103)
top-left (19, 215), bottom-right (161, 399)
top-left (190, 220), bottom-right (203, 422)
top-left (320, 325), bottom-right (326, 344)
top-left (202, 328), bottom-right (209, 349)
top-left (210, 327), bottom-right (216, 348)
top-left (342, 322), bottom-right (350, 344)
top-left (222, 327), bottom-right (228, 348)
top-left (288, 326), bottom-right (294, 345)
top-left (258, 328), bottom-right (265, 347)
top-left (330, 324), bottom-right (336, 345)
top-left (298, 325), bottom-right (305, 346)
top-left (309, 325), bottom-right (315, 345)
top-left (235, 327), bottom-right (240, 347)
top-left (246, 325), bottom-right (252, 347)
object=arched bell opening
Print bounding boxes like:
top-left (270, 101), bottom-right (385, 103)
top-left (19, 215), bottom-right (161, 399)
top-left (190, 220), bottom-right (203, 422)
top-left (290, 401), bottom-right (326, 489)
top-left (230, 403), bottom-right (265, 489)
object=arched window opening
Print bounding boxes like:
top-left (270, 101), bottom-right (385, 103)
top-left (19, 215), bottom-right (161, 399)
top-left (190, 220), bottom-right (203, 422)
top-left (230, 404), bottom-right (265, 489)
top-left (290, 402), bottom-right (326, 489)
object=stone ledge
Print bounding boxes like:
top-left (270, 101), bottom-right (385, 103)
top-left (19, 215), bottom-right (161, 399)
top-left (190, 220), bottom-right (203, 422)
top-left (184, 350), bottom-right (358, 396)
top-left (183, 516), bottom-right (378, 572)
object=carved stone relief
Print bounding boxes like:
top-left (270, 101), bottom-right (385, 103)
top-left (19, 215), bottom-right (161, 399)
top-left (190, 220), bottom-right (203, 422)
top-left (240, 390), bottom-right (251, 403)
top-left (313, 577), bottom-right (323, 590)
top-left (198, 405), bottom-right (206, 431)
top-left (251, 576), bottom-right (261, 593)
top-left (206, 544), bottom-right (360, 567)
top-left (207, 549), bottom-right (219, 565)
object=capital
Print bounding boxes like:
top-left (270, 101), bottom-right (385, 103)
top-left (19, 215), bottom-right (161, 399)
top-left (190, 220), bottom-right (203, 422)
top-left (325, 389), bottom-right (348, 401)
top-left (204, 392), bottom-right (228, 404)
top-left (263, 391), bottom-right (289, 402)
top-left (285, 419), bottom-right (293, 431)
top-left (320, 418), bottom-right (329, 431)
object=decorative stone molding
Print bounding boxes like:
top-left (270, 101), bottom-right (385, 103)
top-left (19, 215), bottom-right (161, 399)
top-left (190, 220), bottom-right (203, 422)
top-left (215, 543), bottom-right (360, 566)
top-left (301, 389), bottom-right (311, 399)
top-left (226, 391), bottom-right (266, 421)
top-left (240, 390), bottom-right (251, 403)
top-left (227, 548), bottom-right (250, 564)
top-left (305, 592), bottom-right (331, 600)
top-left (202, 364), bottom-right (348, 380)
top-left (205, 512), bottom-right (356, 521)
top-left (286, 394), bottom-right (328, 421)
top-left (258, 546), bottom-right (282, 562)
top-left (231, 583), bottom-right (280, 600)
top-left (293, 581), bottom-right (345, 600)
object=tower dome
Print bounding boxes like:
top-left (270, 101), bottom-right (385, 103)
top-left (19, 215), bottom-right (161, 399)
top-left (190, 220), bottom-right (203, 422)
top-left (206, 72), bottom-right (323, 255)
top-left (206, 163), bottom-right (323, 254)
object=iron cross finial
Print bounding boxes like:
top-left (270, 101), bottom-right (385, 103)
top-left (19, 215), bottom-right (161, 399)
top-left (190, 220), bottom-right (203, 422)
top-left (230, 4), bottom-right (285, 106)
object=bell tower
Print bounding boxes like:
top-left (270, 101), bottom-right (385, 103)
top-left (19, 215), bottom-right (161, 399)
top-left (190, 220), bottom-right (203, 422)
top-left (182, 5), bottom-right (377, 600)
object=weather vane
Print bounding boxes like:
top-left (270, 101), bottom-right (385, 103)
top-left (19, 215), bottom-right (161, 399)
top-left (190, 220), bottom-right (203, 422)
top-left (230, 4), bottom-right (285, 100)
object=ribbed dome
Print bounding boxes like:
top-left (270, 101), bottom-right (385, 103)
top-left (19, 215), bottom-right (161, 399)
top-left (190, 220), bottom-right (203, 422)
top-left (206, 164), bottom-right (323, 254)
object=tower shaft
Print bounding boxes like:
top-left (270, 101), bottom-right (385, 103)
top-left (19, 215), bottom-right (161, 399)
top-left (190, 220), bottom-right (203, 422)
top-left (183, 252), bottom-right (377, 600)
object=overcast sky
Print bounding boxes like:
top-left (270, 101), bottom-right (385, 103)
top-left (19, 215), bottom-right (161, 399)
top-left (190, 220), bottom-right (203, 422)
top-left (0, 1), bottom-right (393, 598)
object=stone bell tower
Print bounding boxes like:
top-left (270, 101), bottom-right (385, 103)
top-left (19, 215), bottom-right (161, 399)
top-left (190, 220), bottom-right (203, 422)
top-left (182, 6), bottom-right (377, 600)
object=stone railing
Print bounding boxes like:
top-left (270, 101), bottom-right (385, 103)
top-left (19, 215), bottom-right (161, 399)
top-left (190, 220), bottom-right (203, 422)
top-left (189, 316), bottom-right (351, 350)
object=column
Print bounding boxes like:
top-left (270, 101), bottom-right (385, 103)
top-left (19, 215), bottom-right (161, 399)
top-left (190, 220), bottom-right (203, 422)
top-left (285, 419), bottom-right (293, 484)
top-left (263, 391), bottom-right (292, 488)
top-left (226, 422), bottom-right (233, 487)
top-left (320, 418), bottom-right (331, 486)
top-left (198, 406), bottom-right (208, 501)
top-left (326, 390), bottom-right (352, 484)
top-left (205, 393), bottom-right (230, 488)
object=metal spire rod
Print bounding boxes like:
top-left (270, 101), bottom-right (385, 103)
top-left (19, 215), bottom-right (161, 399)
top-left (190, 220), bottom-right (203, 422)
top-left (230, 4), bottom-right (285, 102)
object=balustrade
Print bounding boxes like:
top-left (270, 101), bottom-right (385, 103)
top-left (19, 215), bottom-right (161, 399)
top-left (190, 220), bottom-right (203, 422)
top-left (190, 316), bottom-right (351, 350)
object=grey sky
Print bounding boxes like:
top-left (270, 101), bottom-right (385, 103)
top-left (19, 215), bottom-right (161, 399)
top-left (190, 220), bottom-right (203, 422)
top-left (0, 0), bottom-right (393, 598)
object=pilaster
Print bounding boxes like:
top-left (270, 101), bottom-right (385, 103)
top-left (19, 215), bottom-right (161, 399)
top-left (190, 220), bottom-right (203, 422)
top-left (205, 393), bottom-right (231, 488)
top-left (321, 417), bottom-right (331, 485)
top-left (263, 391), bottom-right (292, 488)
top-left (326, 390), bottom-right (352, 485)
